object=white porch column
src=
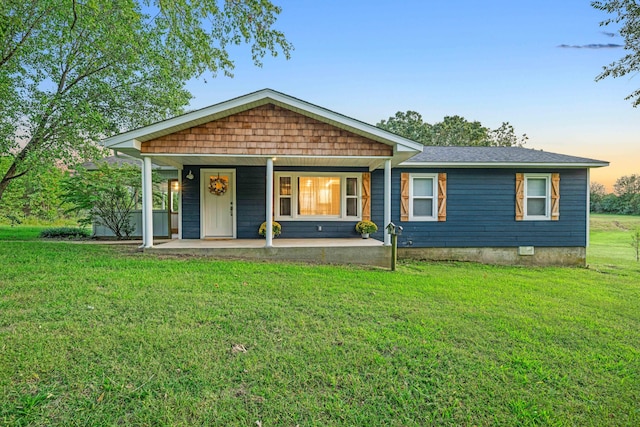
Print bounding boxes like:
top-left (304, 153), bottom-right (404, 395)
top-left (384, 159), bottom-right (392, 246)
top-left (265, 158), bottom-right (274, 248)
top-left (178, 167), bottom-right (183, 240)
top-left (143, 156), bottom-right (154, 248)
top-left (140, 159), bottom-right (146, 247)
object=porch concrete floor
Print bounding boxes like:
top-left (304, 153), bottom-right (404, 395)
top-left (154, 237), bottom-right (384, 249)
top-left (147, 238), bottom-right (390, 267)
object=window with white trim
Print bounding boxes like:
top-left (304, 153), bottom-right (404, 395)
top-left (524, 174), bottom-right (551, 220)
top-left (409, 173), bottom-right (438, 221)
top-left (275, 172), bottom-right (361, 220)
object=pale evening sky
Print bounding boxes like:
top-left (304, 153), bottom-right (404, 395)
top-left (185, 0), bottom-right (639, 190)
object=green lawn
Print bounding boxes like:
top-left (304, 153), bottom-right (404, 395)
top-left (0, 226), bottom-right (50, 241)
top-left (0, 217), bottom-right (639, 426)
top-left (589, 213), bottom-right (640, 269)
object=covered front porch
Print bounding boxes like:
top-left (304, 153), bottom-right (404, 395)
top-left (147, 237), bottom-right (391, 267)
top-left (102, 89), bottom-right (424, 254)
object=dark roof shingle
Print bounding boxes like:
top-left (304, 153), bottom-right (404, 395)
top-left (403, 146), bottom-right (608, 166)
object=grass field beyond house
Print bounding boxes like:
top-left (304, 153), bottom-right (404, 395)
top-left (0, 216), bottom-right (639, 426)
top-left (589, 213), bottom-right (640, 268)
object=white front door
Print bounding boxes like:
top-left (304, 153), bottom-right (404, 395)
top-left (201, 169), bottom-right (236, 238)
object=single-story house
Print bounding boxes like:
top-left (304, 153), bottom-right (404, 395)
top-left (103, 89), bottom-right (608, 266)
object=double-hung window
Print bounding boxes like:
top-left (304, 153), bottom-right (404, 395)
top-left (275, 172), bottom-right (361, 220)
top-left (409, 174), bottom-right (438, 221)
top-left (524, 174), bottom-right (551, 220)
top-left (278, 176), bottom-right (292, 216)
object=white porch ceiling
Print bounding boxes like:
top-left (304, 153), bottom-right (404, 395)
top-left (141, 153), bottom-right (393, 171)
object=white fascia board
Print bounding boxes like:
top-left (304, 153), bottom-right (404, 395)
top-left (399, 161), bottom-right (610, 168)
top-left (141, 154), bottom-right (182, 169)
top-left (108, 147), bottom-right (142, 160)
top-left (265, 92), bottom-right (423, 152)
top-left (106, 138), bottom-right (141, 150)
top-left (103, 99), bottom-right (266, 147)
top-left (395, 144), bottom-right (423, 152)
top-left (102, 91), bottom-right (274, 147)
top-left (102, 89), bottom-right (423, 154)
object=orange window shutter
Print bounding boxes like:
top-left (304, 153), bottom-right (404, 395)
top-left (438, 173), bottom-right (447, 221)
top-left (551, 173), bottom-right (560, 220)
top-left (515, 173), bottom-right (524, 221)
top-left (401, 173), bottom-right (409, 221)
top-left (362, 173), bottom-right (371, 221)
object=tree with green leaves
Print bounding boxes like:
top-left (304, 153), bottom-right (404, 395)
top-left (61, 163), bottom-right (151, 239)
top-left (614, 174), bottom-right (640, 197)
top-left (428, 115), bottom-right (489, 146)
top-left (590, 181), bottom-right (607, 212)
top-left (377, 112), bottom-right (527, 147)
top-left (376, 111), bottom-right (432, 144)
top-left (0, 157), bottom-right (72, 223)
top-left (0, 0), bottom-right (292, 201)
top-left (590, 175), bottom-right (640, 214)
top-left (489, 122), bottom-right (529, 147)
top-left (592, 0), bottom-right (640, 106)
top-left (613, 174), bottom-right (640, 215)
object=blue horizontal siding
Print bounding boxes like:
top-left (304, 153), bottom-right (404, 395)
top-left (182, 166), bottom-right (588, 246)
top-left (181, 166), bottom-right (201, 239)
top-left (382, 168), bottom-right (587, 248)
top-left (234, 166), bottom-right (265, 238)
top-left (181, 166), bottom-right (369, 239)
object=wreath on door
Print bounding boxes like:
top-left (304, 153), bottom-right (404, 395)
top-left (209, 175), bottom-right (228, 196)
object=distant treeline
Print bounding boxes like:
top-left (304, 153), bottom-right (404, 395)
top-left (591, 174), bottom-right (640, 215)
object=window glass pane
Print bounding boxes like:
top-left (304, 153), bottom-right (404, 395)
top-left (527, 178), bottom-right (546, 197)
top-left (527, 198), bottom-right (546, 216)
top-left (170, 192), bottom-right (179, 213)
top-left (280, 197), bottom-right (291, 216)
top-left (346, 197), bottom-right (357, 216)
top-left (279, 176), bottom-right (291, 196)
top-left (413, 178), bottom-right (433, 197)
top-left (298, 177), bottom-right (341, 216)
top-left (346, 177), bottom-right (358, 196)
top-left (413, 199), bottom-right (433, 217)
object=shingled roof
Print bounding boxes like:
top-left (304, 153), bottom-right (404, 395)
top-left (402, 146), bottom-right (608, 168)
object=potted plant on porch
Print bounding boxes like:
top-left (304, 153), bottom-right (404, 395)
top-left (259, 221), bottom-right (282, 238)
top-left (355, 220), bottom-right (378, 239)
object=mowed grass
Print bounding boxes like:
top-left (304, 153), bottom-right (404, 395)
top-left (0, 218), bottom-right (639, 426)
top-left (0, 226), bottom-right (49, 241)
top-left (589, 214), bottom-right (640, 269)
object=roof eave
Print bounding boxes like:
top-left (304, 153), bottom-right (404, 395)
top-left (107, 139), bottom-right (141, 151)
top-left (399, 161), bottom-right (610, 168)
